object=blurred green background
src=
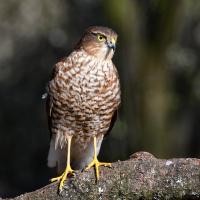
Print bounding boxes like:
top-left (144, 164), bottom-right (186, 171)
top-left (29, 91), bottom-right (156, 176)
top-left (0, 0), bottom-right (200, 198)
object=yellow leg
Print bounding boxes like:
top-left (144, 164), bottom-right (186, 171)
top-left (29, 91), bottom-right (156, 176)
top-left (85, 136), bottom-right (111, 180)
top-left (50, 136), bottom-right (74, 191)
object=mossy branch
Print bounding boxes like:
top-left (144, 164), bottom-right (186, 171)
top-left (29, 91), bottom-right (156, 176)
top-left (8, 152), bottom-right (200, 200)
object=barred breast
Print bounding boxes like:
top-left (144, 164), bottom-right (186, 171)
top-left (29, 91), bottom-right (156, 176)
top-left (47, 49), bottom-right (120, 170)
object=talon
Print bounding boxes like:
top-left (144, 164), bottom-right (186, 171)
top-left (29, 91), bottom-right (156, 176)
top-left (50, 175), bottom-right (63, 182)
top-left (85, 137), bottom-right (111, 180)
top-left (49, 136), bottom-right (74, 192)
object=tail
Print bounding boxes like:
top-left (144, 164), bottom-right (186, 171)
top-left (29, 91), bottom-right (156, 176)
top-left (47, 135), bottom-right (67, 173)
top-left (47, 134), bottom-right (104, 172)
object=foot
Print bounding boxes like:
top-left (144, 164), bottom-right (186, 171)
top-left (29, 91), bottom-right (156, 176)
top-left (85, 157), bottom-right (111, 180)
top-left (51, 165), bottom-right (74, 191)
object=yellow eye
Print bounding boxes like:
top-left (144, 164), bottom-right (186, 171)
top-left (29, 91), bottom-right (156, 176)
top-left (97, 35), bottom-right (105, 42)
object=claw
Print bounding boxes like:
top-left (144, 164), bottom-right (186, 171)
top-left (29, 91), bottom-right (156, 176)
top-left (51, 165), bottom-right (74, 191)
top-left (85, 157), bottom-right (111, 180)
top-left (85, 136), bottom-right (111, 180)
top-left (50, 136), bottom-right (74, 192)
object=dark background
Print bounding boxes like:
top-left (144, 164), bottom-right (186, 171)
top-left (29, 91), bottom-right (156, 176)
top-left (0, 0), bottom-right (200, 198)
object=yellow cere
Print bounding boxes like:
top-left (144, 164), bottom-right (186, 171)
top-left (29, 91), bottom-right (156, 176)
top-left (111, 37), bottom-right (116, 45)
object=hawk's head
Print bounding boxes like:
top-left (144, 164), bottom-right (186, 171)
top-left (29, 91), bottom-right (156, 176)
top-left (77, 26), bottom-right (118, 60)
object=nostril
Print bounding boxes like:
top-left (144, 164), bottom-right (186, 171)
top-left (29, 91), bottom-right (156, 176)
top-left (106, 41), bottom-right (116, 50)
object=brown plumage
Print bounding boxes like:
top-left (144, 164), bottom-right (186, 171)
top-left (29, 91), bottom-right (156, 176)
top-left (46, 26), bottom-right (121, 191)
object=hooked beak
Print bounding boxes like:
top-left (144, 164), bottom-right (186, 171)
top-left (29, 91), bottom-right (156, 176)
top-left (106, 37), bottom-right (116, 50)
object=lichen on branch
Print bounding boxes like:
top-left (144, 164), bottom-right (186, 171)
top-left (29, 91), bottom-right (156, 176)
top-left (9, 152), bottom-right (200, 200)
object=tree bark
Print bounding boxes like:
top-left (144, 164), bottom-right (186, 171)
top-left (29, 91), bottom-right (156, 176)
top-left (7, 152), bottom-right (200, 200)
